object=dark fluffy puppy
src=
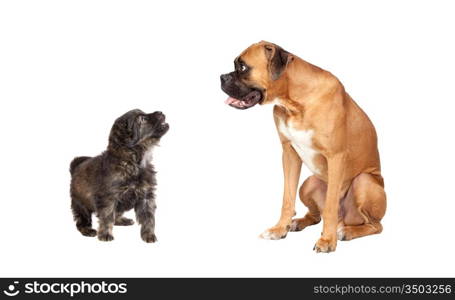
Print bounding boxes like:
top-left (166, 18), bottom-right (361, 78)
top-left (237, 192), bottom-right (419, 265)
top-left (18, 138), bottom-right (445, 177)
top-left (70, 109), bottom-right (169, 243)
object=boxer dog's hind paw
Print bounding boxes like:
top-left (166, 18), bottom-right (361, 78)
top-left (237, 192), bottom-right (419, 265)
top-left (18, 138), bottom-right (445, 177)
top-left (337, 226), bottom-right (346, 241)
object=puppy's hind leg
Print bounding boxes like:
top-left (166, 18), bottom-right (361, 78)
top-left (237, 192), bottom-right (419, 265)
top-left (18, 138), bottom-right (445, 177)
top-left (135, 195), bottom-right (157, 243)
top-left (71, 199), bottom-right (96, 237)
top-left (115, 212), bottom-right (134, 226)
top-left (96, 200), bottom-right (116, 242)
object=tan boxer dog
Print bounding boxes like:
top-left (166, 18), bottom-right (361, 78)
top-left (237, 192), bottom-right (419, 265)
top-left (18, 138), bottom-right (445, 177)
top-left (220, 41), bottom-right (386, 253)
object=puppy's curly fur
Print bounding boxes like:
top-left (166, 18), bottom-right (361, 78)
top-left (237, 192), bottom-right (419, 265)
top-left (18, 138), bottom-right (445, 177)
top-left (70, 109), bottom-right (169, 243)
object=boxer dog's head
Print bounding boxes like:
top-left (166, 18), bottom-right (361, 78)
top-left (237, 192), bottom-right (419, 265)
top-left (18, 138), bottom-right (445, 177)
top-left (220, 41), bottom-right (294, 110)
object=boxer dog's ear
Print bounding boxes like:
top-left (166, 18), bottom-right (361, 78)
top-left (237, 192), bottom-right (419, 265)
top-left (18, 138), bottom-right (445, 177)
top-left (264, 44), bottom-right (292, 81)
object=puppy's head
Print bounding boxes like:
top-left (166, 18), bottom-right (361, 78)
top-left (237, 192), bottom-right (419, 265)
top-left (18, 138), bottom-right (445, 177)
top-left (109, 109), bottom-right (169, 149)
top-left (220, 41), bottom-right (293, 110)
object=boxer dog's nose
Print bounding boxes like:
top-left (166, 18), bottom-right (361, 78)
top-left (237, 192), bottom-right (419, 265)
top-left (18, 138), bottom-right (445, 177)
top-left (220, 74), bottom-right (232, 84)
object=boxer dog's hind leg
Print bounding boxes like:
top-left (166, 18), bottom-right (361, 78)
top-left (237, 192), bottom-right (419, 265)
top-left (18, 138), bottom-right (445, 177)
top-left (339, 223), bottom-right (383, 241)
top-left (290, 176), bottom-right (325, 232)
top-left (337, 173), bottom-right (386, 241)
top-left (260, 142), bottom-right (302, 240)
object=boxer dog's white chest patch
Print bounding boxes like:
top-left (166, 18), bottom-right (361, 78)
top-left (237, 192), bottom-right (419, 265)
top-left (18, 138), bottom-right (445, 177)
top-left (278, 120), bottom-right (321, 175)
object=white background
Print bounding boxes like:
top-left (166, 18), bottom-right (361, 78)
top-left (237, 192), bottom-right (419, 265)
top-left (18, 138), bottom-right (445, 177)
top-left (1, 0), bottom-right (454, 277)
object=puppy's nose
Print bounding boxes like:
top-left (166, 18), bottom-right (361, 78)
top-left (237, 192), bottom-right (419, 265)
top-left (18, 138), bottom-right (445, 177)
top-left (220, 74), bottom-right (232, 84)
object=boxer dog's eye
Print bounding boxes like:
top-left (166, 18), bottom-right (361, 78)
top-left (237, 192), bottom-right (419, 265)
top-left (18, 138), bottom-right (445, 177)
top-left (239, 64), bottom-right (248, 73)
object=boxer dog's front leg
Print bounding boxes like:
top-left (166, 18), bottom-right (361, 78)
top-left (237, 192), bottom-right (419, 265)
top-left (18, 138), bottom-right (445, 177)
top-left (260, 142), bottom-right (302, 240)
top-left (314, 154), bottom-right (345, 252)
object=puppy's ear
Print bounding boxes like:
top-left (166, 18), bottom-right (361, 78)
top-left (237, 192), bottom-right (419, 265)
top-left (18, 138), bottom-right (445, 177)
top-left (264, 44), bottom-right (292, 81)
top-left (126, 117), bottom-right (140, 147)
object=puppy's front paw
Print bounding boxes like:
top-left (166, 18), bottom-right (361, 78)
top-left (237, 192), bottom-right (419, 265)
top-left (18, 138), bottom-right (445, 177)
top-left (259, 226), bottom-right (289, 240)
top-left (313, 236), bottom-right (337, 253)
top-left (98, 232), bottom-right (114, 242)
top-left (141, 232), bottom-right (157, 243)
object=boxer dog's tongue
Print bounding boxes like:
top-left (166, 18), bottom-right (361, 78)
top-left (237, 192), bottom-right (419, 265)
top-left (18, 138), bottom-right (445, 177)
top-left (225, 97), bottom-right (245, 108)
top-left (225, 97), bottom-right (239, 104)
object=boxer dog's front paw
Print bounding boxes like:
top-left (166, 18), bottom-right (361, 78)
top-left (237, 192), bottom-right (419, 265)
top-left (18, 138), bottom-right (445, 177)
top-left (313, 236), bottom-right (337, 253)
top-left (259, 226), bottom-right (289, 240)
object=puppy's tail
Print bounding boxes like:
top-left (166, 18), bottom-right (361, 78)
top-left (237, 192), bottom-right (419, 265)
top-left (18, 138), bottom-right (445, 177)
top-left (70, 156), bottom-right (91, 175)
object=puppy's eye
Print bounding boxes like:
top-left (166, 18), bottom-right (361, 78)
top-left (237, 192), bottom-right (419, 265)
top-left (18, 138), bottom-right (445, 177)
top-left (138, 116), bottom-right (147, 124)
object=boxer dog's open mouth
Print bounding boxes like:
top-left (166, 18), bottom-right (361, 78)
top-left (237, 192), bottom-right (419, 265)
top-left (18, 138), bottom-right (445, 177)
top-left (224, 90), bottom-right (263, 110)
top-left (220, 71), bottom-right (264, 110)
